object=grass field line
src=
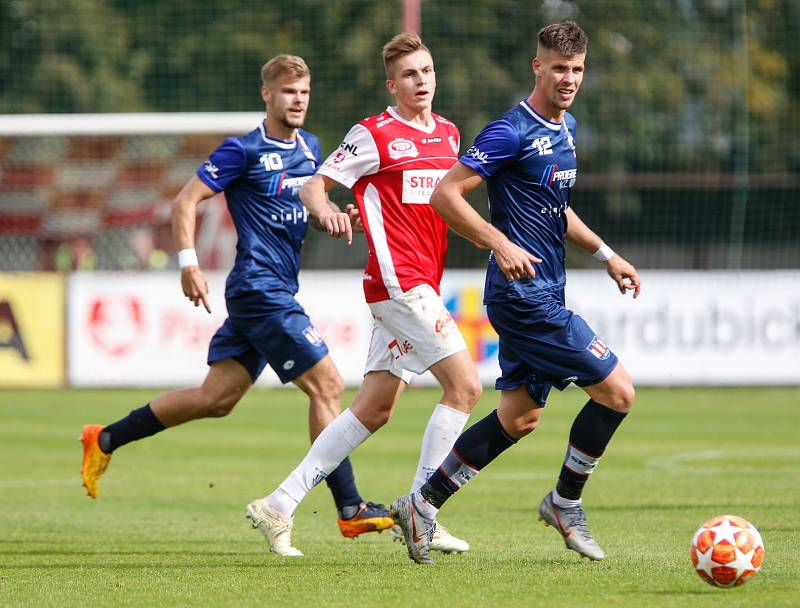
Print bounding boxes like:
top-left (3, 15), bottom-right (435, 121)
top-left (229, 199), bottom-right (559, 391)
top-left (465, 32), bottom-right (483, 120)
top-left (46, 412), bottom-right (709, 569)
top-left (647, 446), bottom-right (800, 470)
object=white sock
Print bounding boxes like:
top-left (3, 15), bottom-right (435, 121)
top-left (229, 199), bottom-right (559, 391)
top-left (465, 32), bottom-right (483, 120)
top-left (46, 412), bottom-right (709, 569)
top-left (268, 409), bottom-right (371, 518)
top-left (410, 403), bottom-right (470, 492)
top-left (552, 489), bottom-right (582, 509)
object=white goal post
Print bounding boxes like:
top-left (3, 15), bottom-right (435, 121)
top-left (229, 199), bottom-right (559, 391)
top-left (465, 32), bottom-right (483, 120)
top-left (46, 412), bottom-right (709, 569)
top-left (0, 112), bottom-right (264, 136)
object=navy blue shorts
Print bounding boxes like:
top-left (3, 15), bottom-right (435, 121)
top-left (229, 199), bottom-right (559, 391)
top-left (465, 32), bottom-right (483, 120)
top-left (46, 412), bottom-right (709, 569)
top-left (486, 290), bottom-right (617, 406)
top-left (207, 290), bottom-right (329, 384)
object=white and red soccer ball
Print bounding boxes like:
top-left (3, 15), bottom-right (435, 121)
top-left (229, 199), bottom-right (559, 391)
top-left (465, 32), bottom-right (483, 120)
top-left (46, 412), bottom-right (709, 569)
top-left (691, 515), bottom-right (765, 588)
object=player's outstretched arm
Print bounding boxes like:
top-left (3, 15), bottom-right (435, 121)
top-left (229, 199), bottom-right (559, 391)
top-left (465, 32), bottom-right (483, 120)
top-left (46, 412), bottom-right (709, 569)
top-left (172, 176), bottom-right (217, 313)
top-left (300, 174), bottom-right (352, 244)
top-left (431, 163), bottom-right (541, 280)
top-left (565, 207), bottom-right (641, 298)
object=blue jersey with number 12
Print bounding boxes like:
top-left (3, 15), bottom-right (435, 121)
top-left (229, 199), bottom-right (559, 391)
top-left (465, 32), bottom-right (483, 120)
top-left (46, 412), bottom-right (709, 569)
top-left (196, 122), bottom-right (321, 298)
top-left (459, 100), bottom-right (578, 303)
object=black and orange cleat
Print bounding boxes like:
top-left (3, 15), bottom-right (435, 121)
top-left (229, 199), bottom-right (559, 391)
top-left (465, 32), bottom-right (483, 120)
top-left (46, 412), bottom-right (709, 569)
top-left (337, 501), bottom-right (394, 538)
top-left (80, 424), bottom-right (111, 498)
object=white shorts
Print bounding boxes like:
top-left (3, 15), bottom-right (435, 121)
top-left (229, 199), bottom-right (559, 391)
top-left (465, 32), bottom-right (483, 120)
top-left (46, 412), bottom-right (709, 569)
top-left (364, 284), bottom-right (468, 382)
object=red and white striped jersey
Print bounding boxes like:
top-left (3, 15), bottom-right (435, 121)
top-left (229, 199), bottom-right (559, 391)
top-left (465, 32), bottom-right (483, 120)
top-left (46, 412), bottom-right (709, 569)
top-left (317, 106), bottom-right (460, 303)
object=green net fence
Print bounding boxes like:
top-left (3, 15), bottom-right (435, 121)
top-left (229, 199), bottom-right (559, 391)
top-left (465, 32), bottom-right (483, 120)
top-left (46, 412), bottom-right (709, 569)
top-left (1, 0), bottom-right (798, 271)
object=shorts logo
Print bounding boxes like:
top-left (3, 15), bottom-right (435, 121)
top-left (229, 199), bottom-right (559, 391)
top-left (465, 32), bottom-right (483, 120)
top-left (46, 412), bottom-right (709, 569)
top-left (388, 338), bottom-right (413, 359)
top-left (303, 325), bottom-right (323, 346)
top-left (562, 376), bottom-right (578, 384)
top-left (387, 138), bottom-right (419, 160)
top-left (283, 360), bottom-right (295, 370)
top-left (434, 310), bottom-right (455, 337)
top-left (329, 150), bottom-right (346, 164)
top-left (586, 336), bottom-right (611, 360)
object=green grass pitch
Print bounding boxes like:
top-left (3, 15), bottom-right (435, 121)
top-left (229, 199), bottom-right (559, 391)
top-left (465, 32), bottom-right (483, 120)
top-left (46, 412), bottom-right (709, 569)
top-left (1, 386), bottom-right (798, 607)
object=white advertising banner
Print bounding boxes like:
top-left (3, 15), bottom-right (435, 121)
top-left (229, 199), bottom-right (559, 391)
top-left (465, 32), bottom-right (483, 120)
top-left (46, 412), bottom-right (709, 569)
top-left (68, 270), bottom-right (800, 387)
top-left (67, 271), bottom-right (371, 387)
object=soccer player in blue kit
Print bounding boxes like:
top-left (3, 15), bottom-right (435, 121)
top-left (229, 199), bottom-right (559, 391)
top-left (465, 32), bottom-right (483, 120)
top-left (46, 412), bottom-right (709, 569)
top-left (79, 55), bottom-right (393, 553)
top-left (392, 22), bottom-right (641, 564)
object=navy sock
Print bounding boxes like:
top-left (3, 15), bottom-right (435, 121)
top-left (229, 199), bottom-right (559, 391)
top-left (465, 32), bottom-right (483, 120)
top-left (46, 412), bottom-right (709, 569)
top-left (556, 399), bottom-right (627, 500)
top-left (101, 404), bottom-right (166, 453)
top-left (420, 410), bottom-right (517, 509)
top-left (325, 457), bottom-right (363, 513)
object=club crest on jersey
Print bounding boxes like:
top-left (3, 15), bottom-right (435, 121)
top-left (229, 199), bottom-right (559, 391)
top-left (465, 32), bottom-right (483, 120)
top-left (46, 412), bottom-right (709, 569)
top-left (586, 336), bottom-right (611, 360)
top-left (448, 135), bottom-right (459, 154)
top-left (387, 138), bottom-right (419, 160)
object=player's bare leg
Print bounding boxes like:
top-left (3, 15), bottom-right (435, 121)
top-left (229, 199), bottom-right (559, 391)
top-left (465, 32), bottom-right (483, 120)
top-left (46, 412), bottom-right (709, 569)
top-left (539, 362), bottom-right (635, 560)
top-left (81, 360), bottom-right (251, 498)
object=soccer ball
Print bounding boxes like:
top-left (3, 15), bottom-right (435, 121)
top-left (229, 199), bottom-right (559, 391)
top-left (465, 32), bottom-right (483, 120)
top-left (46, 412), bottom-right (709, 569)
top-left (690, 515), bottom-right (765, 588)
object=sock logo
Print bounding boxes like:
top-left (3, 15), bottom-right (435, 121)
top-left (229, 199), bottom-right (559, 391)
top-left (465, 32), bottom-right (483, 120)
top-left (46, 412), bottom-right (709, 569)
top-left (564, 444), bottom-right (600, 476)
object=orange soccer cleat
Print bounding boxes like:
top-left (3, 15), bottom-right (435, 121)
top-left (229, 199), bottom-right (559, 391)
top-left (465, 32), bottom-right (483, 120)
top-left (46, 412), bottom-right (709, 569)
top-left (337, 502), bottom-right (395, 538)
top-left (80, 424), bottom-right (111, 498)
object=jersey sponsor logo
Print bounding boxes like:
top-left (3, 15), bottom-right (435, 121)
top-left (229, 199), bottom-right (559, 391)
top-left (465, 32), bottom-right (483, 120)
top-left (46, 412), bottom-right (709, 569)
top-left (586, 335), bottom-right (611, 360)
top-left (448, 135), bottom-right (459, 154)
top-left (387, 137), bottom-right (419, 160)
top-left (421, 137), bottom-right (442, 144)
top-left (202, 160), bottom-right (220, 179)
top-left (401, 169), bottom-right (447, 205)
top-left (303, 325), bottom-right (324, 345)
top-left (376, 115), bottom-right (395, 128)
top-left (338, 141), bottom-right (358, 156)
top-left (465, 145), bottom-right (488, 164)
top-left (267, 172), bottom-right (312, 197)
top-left (259, 152), bottom-right (284, 171)
top-left (532, 136), bottom-right (553, 156)
top-left (270, 206), bottom-right (308, 225)
top-left (540, 164), bottom-right (576, 189)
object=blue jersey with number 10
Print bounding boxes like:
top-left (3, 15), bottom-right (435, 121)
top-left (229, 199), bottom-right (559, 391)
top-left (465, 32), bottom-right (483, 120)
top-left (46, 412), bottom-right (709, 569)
top-left (459, 100), bottom-right (578, 303)
top-left (197, 122), bottom-right (321, 299)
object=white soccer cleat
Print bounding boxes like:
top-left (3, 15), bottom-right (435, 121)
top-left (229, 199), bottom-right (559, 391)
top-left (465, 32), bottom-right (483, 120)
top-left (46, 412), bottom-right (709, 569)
top-left (430, 523), bottom-right (470, 554)
top-left (246, 498), bottom-right (303, 557)
top-left (391, 521), bottom-right (470, 554)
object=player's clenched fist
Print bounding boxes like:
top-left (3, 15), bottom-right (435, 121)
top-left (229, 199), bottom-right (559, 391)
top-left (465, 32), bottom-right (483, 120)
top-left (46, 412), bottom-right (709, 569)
top-left (319, 212), bottom-right (353, 244)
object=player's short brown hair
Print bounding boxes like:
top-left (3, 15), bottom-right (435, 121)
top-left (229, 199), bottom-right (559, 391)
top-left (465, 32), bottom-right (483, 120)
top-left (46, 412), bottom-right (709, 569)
top-left (261, 54), bottom-right (310, 85)
top-left (537, 21), bottom-right (588, 56)
top-left (382, 32), bottom-right (431, 78)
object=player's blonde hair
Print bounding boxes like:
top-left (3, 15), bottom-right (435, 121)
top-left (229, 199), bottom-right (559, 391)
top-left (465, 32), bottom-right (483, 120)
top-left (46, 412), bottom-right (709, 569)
top-left (260, 54), bottom-right (310, 85)
top-left (382, 32), bottom-right (431, 78)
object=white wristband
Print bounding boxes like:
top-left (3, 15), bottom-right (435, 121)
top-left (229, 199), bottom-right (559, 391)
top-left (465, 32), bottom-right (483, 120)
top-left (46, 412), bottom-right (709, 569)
top-left (178, 248), bottom-right (199, 268)
top-left (592, 242), bottom-right (615, 262)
